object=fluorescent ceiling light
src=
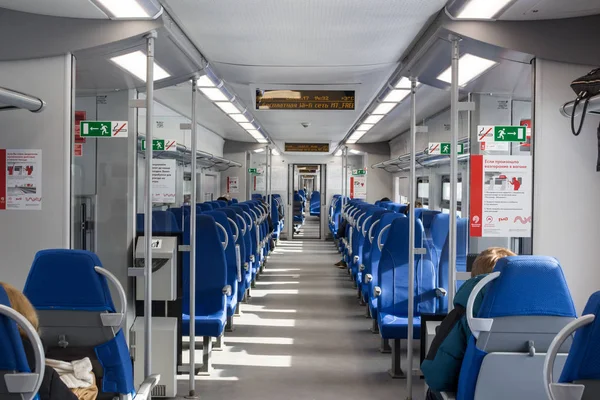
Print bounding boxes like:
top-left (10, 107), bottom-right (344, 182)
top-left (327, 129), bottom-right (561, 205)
top-left (372, 102), bottom-right (396, 115)
top-left (383, 89), bottom-right (410, 103)
top-left (437, 53), bottom-right (497, 86)
top-left (215, 101), bottom-right (240, 114)
top-left (197, 75), bottom-right (216, 87)
top-left (200, 87), bottom-right (228, 102)
top-left (364, 115), bottom-right (384, 124)
top-left (347, 131), bottom-right (367, 144)
top-left (256, 138), bottom-right (269, 144)
top-left (95, 0), bottom-right (151, 18)
top-left (271, 149), bottom-right (280, 156)
top-left (254, 148), bottom-right (265, 153)
top-left (230, 114), bottom-right (249, 123)
top-left (347, 138), bottom-right (358, 144)
top-left (457, 0), bottom-right (513, 19)
top-left (335, 149), bottom-right (343, 156)
top-left (395, 77), bottom-right (412, 89)
top-left (349, 149), bottom-right (362, 155)
top-left (110, 51), bottom-right (170, 82)
top-left (240, 122), bottom-right (256, 130)
top-left (247, 129), bottom-right (264, 139)
top-left (357, 123), bottom-right (374, 132)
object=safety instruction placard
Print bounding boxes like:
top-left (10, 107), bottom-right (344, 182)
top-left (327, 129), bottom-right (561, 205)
top-left (0, 149), bottom-right (42, 211)
top-left (477, 125), bottom-right (527, 143)
top-left (227, 176), bottom-right (239, 193)
top-left (80, 121), bottom-right (129, 138)
top-left (470, 155), bottom-right (532, 238)
top-left (152, 160), bottom-right (176, 204)
top-left (350, 176), bottom-right (367, 200)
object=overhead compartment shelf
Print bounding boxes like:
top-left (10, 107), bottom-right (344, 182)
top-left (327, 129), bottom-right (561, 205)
top-left (561, 95), bottom-right (600, 118)
top-left (0, 86), bottom-right (45, 112)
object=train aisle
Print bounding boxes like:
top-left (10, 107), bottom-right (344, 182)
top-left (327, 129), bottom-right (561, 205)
top-left (179, 240), bottom-right (421, 399)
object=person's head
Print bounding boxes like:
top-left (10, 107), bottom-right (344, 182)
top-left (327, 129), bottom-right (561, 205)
top-left (0, 282), bottom-right (39, 337)
top-left (380, 197), bottom-right (391, 202)
top-left (415, 201), bottom-right (423, 208)
top-left (217, 196), bottom-right (228, 202)
top-left (471, 247), bottom-right (516, 277)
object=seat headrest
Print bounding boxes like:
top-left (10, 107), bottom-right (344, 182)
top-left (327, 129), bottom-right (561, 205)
top-left (24, 250), bottom-right (116, 312)
top-left (0, 286), bottom-right (30, 372)
top-left (560, 291), bottom-right (600, 382)
top-left (231, 198), bottom-right (239, 204)
top-left (478, 256), bottom-right (576, 319)
top-left (198, 203), bottom-right (213, 211)
top-left (152, 211), bottom-right (181, 233)
top-left (420, 210), bottom-right (442, 229)
top-left (430, 213), bottom-right (450, 248)
top-left (216, 200), bottom-right (227, 208)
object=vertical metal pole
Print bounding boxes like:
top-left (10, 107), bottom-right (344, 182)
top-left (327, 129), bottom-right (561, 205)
top-left (268, 149), bottom-right (273, 216)
top-left (143, 31), bottom-right (157, 384)
top-left (188, 77), bottom-right (198, 397)
top-left (406, 77), bottom-right (418, 400)
top-left (344, 146), bottom-right (349, 203)
top-left (448, 38), bottom-right (460, 311)
top-left (265, 146), bottom-right (269, 199)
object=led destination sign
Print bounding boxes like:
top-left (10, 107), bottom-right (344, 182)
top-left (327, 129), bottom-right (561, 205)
top-left (256, 89), bottom-right (355, 110)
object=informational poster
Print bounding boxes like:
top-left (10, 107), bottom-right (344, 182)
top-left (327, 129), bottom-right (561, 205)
top-left (470, 155), bottom-right (532, 238)
top-left (254, 175), bottom-right (266, 191)
top-left (74, 111), bottom-right (87, 144)
top-left (74, 143), bottom-right (83, 157)
top-left (0, 149), bottom-right (42, 210)
top-left (227, 176), bottom-right (239, 193)
top-left (152, 159), bottom-right (176, 204)
top-left (350, 176), bottom-right (367, 200)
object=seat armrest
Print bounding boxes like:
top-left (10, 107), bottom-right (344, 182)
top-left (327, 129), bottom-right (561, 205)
top-left (244, 262), bottom-right (249, 271)
top-left (133, 374), bottom-right (160, 400)
top-left (359, 264), bottom-right (365, 271)
top-left (365, 274), bottom-right (373, 283)
top-left (223, 285), bottom-right (232, 296)
top-left (374, 286), bottom-right (381, 297)
top-left (441, 392), bottom-right (456, 400)
top-left (353, 256), bottom-right (359, 264)
top-left (435, 288), bottom-right (448, 298)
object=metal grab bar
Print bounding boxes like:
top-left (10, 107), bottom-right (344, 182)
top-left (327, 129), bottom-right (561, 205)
top-left (0, 86), bottom-right (45, 112)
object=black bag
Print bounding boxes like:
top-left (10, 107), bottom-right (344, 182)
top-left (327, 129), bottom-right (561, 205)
top-left (570, 68), bottom-right (600, 136)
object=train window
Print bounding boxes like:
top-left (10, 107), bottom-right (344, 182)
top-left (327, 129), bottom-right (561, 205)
top-left (441, 175), bottom-right (462, 212)
top-left (417, 177), bottom-right (429, 207)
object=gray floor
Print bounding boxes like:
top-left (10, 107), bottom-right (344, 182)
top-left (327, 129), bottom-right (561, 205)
top-left (294, 214), bottom-right (321, 239)
top-left (177, 239), bottom-right (426, 400)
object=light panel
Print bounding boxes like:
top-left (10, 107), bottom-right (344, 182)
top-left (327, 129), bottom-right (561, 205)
top-left (271, 149), bottom-right (280, 156)
top-left (230, 114), bottom-right (250, 123)
top-left (382, 89), bottom-right (410, 103)
top-left (364, 115), bottom-right (384, 124)
top-left (357, 123), bottom-right (374, 132)
top-left (457, 0), bottom-right (514, 19)
top-left (349, 149), bottom-right (362, 155)
top-left (256, 138), bottom-right (269, 144)
top-left (395, 77), bottom-right (412, 89)
top-left (197, 75), bottom-right (216, 87)
top-left (95, 0), bottom-right (151, 18)
top-left (437, 53), bottom-right (497, 86)
top-left (215, 101), bottom-right (240, 114)
top-left (372, 102), bottom-right (396, 115)
top-left (110, 51), bottom-right (170, 82)
top-left (240, 122), bottom-right (256, 130)
top-left (254, 148), bottom-right (265, 153)
top-left (335, 149), bottom-right (343, 156)
top-left (200, 87), bottom-right (228, 101)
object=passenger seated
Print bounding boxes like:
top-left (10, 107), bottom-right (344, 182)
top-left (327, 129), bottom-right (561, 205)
top-left (403, 200), bottom-right (423, 215)
top-left (421, 247), bottom-right (516, 400)
top-left (0, 282), bottom-right (81, 400)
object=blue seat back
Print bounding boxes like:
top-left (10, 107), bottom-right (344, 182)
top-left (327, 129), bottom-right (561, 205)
top-left (198, 203), bottom-right (213, 212)
top-left (310, 191), bottom-right (321, 214)
top-left (378, 217), bottom-right (427, 317)
top-left (152, 211), bottom-right (181, 233)
top-left (0, 285), bottom-right (32, 375)
top-left (457, 256), bottom-right (577, 400)
top-left (183, 215), bottom-right (227, 316)
top-left (369, 213), bottom-right (405, 293)
top-left (560, 291), bottom-right (600, 387)
top-left (231, 206), bottom-right (251, 265)
top-left (206, 211), bottom-right (237, 296)
top-left (231, 198), bottom-right (238, 204)
top-left (216, 200), bottom-right (228, 208)
top-left (390, 203), bottom-right (401, 213)
top-left (361, 208), bottom-right (391, 278)
top-left (168, 207), bottom-right (189, 231)
top-left (237, 203), bottom-right (258, 258)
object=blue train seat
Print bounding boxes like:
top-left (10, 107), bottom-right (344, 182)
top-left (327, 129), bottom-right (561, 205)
top-left (23, 249), bottom-right (136, 397)
top-left (544, 291), bottom-right (600, 400)
top-left (222, 207), bottom-right (248, 301)
top-left (252, 194), bottom-right (263, 201)
top-left (216, 200), bottom-right (228, 208)
top-left (152, 210), bottom-right (181, 233)
top-left (366, 213), bottom-right (406, 323)
top-left (168, 207), bottom-right (190, 232)
top-left (455, 256), bottom-right (576, 400)
top-left (237, 203), bottom-right (259, 283)
top-left (182, 215), bottom-right (228, 373)
top-left (293, 193), bottom-right (305, 224)
top-left (271, 198), bottom-right (281, 240)
top-left (0, 284), bottom-right (45, 400)
top-left (360, 209), bottom-right (393, 303)
top-left (231, 198), bottom-right (238, 204)
top-left (198, 203), bottom-right (213, 212)
top-left (351, 206), bottom-right (379, 284)
top-left (231, 205), bottom-right (253, 299)
top-left (206, 211), bottom-right (239, 331)
top-left (310, 191), bottom-right (321, 216)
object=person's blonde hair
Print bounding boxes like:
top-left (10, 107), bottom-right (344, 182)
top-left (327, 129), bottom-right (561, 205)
top-left (471, 247), bottom-right (516, 277)
top-left (0, 282), bottom-right (39, 337)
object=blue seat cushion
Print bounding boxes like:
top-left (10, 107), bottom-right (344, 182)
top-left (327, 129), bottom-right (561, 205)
top-left (226, 294), bottom-right (238, 317)
top-left (182, 310), bottom-right (227, 338)
top-left (378, 312), bottom-right (421, 340)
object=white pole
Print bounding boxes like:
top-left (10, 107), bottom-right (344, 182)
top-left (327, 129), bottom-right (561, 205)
top-left (448, 38), bottom-right (460, 311)
top-left (143, 31), bottom-right (157, 384)
top-left (406, 77), bottom-right (417, 400)
top-left (188, 77), bottom-right (198, 397)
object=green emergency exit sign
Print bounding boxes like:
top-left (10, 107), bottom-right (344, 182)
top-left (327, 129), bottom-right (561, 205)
top-left (429, 142), bottom-right (464, 155)
top-left (141, 139), bottom-right (166, 151)
top-left (353, 169), bottom-right (367, 175)
top-left (494, 126), bottom-right (527, 142)
top-left (80, 121), bottom-right (129, 137)
top-left (248, 168), bottom-right (258, 174)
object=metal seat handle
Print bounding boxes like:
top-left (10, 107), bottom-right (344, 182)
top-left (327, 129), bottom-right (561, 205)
top-left (215, 222), bottom-right (229, 249)
top-left (227, 217), bottom-right (239, 242)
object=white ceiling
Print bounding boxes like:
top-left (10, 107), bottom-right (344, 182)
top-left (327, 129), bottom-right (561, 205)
top-left (0, 0), bottom-right (108, 19)
top-left (500, 0), bottom-right (600, 20)
top-left (161, 0), bottom-right (448, 147)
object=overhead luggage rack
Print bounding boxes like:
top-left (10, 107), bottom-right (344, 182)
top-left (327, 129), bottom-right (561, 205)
top-left (0, 86), bottom-right (45, 113)
top-left (136, 135), bottom-right (242, 171)
top-left (372, 138), bottom-right (470, 173)
top-left (561, 94), bottom-right (600, 118)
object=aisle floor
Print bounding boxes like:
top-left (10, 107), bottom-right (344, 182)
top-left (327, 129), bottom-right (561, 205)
top-left (177, 239), bottom-right (426, 400)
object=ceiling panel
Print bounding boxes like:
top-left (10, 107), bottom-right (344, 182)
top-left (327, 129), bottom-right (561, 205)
top-left (500, 0), bottom-right (600, 20)
top-left (0, 0), bottom-right (108, 19)
top-left (161, 0), bottom-right (448, 147)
